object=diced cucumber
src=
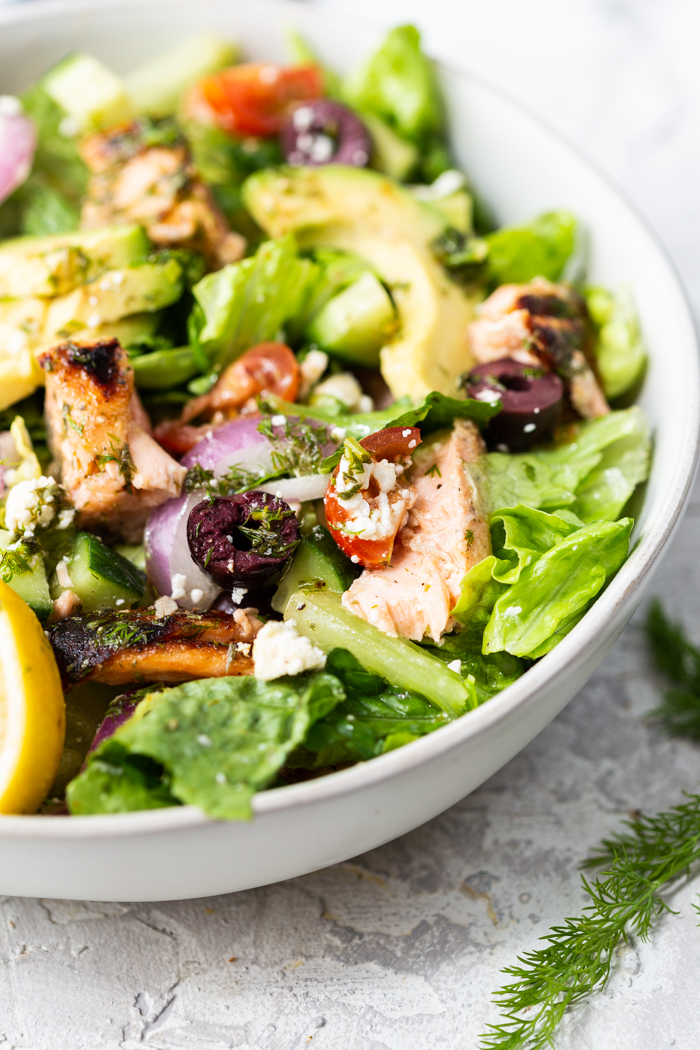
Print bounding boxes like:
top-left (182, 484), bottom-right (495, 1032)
top-left (125, 33), bottom-right (239, 117)
top-left (0, 225), bottom-right (151, 299)
top-left (113, 543), bottom-right (147, 572)
top-left (44, 259), bottom-right (184, 338)
top-left (305, 271), bottom-right (396, 367)
top-left (272, 526), bottom-right (360, 613)
top-left (0, 532), bottom-right (53, 624)
top-left (52, 532), bottom-right (146, 612)
top-left (42, 52), bottom-right (133, 135)
top-left (284, 589), bottom-right (474, 717)
top-left (131, 346), bottom-right (199, 390)
top-left (361, 110), bottom-right (418, 181)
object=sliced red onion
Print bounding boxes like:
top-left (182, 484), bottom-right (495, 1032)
top-left (0, 97), bottom-right (36, 205)
top-left (84, 693), bottom-right (141, 765)
top-left (146, 417), bottom-right (339, 609)
top-left (257, 473), bottom-right (330, 503)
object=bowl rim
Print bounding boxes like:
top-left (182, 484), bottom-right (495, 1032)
top-left (1, 0), bottom-right (698, 841)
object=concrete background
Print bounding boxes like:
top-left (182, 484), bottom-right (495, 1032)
top-left (3, 1), bottom-right (700, 1046)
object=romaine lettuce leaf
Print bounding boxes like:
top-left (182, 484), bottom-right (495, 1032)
top-left (483, 211), bottom-right (577, 286)
top-left (484, 407), bottom-right (649, 519)
top-left (421, 625), bottom-right (526, 703)
top-left (387, 390), bottom-right (502, 432)
top-left (67, 672), bottom-right (345, 819)
top-left (483, 517), bottom-right (632, 657)
top-left (291, 648), bottom-right (450, 767)
top-left (490, 505), bottom-right (583, 584)
top-left (341, 25), bottom-right (443, 144)
top-left (586, 285), bottom-right (647, 400)
top-left (190, 234), bottom-right (318, 370)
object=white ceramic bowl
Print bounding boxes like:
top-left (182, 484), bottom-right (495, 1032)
top-left (0, 0), bottom-right (697, 902)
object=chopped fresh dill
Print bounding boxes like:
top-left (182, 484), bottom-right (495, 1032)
top-left (183, 463), bottom-right (216, 494)
top-left (0, 542), bottom-right (34, 582)
top-left (61, 401), bottom-right (84, 437)
top-left (644, 599), bottom-right (700, 737)
top-left (465, 529), bottom-right (474, 547)
top-left (237, 502), bottom-right (299, 558)
top-left (425, 463), bottom-right (442, 478)
top-left (85, 613), bottom-right (152, 649)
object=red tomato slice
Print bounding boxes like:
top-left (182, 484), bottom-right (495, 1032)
top-left (325, 426), bottom-right (421, 569)
top-left (188, 63), bottom-right (323, 137)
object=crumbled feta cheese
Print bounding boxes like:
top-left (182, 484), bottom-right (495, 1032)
top-left (190, 588), bottom-right (204, 605)
top-left (4, 476), bottom-right (59, 537)
top-left (170, 573), bottom-right (187, 600)
top-left (314, 372), bottom-right (366, 412)
top-left (153, 595), bottom-right (178, 618)
top-left (358, 394), bottom-right (374, 413)
top-left (299, 348), bottom-right (329, 399)
top-left (270, 414), bottom-right (287, 427)
top-left (55, 560), bottom-right (73, 589)
top-left (350, 555), bottom-right (360, 564)
top-left (229, 585), bottom-right (248, 604)
top-left (293, 105), bottom-right (315, 131)
top-left (115, 598), bottom-right (125, 607)
top-left (505, 605), bottom-right (522, 617)
top-left (523, 423), bottom-right (536, 433)
top-left (447, 659), bottom-right (462, 674)
top-left (215, 772), bottom-right (227, 784)
top-left (253, 620), bottom-right (326, 680)
top-left (309, 134), bottom-right (334, 163)
top-left (197, 734), bottom-right (212, 747)
top-left (57, 507), bottom-right (76, 530)
top-left (330, 426), bottom-right (347, 442)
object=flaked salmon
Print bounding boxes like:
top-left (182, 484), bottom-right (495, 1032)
top-left (39, 339), bottom-right (186, 540)
top-left (80, 121), bottom-right (245, 269)
top-left (467, 277), bottom-right (609, 419)
top-left (342, 420), bottom-right (490, 642)
top-left (49, 608), bottom-right (260, 689)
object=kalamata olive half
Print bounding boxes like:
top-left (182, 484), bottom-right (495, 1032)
top-left (281, 100), bottom-right (371, 167)
top-left (187, 492), bottom-right (300, 588)
top-left (463, 358), bottom-right (564, 452)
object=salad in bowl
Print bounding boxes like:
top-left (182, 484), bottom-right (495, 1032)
top-left (0, 24), bottom-right (650, 821)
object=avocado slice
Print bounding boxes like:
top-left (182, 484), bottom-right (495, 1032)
top-left (0, 225), bottom-right (151, 299)
top-left (44, 259), bottom-right (184, 339)
top-left (242, 166), bottom-right (480, 399)
top-left (306, 271), bottom-right (396, 367)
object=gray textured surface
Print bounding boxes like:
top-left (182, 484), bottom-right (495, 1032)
top-left (3, 1), bottom-right (700, 1046)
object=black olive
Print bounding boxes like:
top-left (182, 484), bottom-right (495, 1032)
top-left (187, 492), bottom-right (300, 588)
top-left (280, 100), bottom-right (372, 167)
top-left (463, 358), bottom-right (564, 452)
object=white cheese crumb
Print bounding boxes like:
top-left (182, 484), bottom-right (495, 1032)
top-left (190, 588), bottom-right (204, 605)
top-left (170, 573), bottom-right (187, 600)
top-left (447, 659), bottom-right (462, 674)
top-left (314, 372), bottom-right (365, 413)
top-left (153, 595), bottom-right (178, 618)
top-left (253, 620), bottom-right (326, 680)
top-left (350, 555), bottom-right (360, 564)
top-left (115, 598), bottom-right (125, 606)
top-left (215, 772), bottom-right (227, 784)
top-left (197, 734), bottom-right (212, 747)
top-left (505, 605), bottom-right (522, 617)
top-left (57, 507), bottom-right (76, 530)
top-left (270, 415), bottom-right (286, 427)
top-left (523, 423), bottom-right (536, 433)
top-left (229, 585), bottom-right (248, 604)
top-left (55, 560), bottom-right (73, 589)
top-left (4, 476), bottom-right (58, 537)
top-left (299, 349), bottom-right (329, 399)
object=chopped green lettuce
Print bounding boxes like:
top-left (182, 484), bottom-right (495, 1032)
top-left (586, 285), bottom-right (647, 400)
top-left (483, 517), bottom-right (632, 657)
top-left (483, 211), bottom-right (577, 286)
top-left (484, 407), bottom-right (650, 521)
top-left (387, 390), bottom-right (502, 432)
top-left (341, 25), bottom-right (443, 144)
top-left (452, 506), bottom-right (632, 658)
top-left (189, 234), bottom-right (318, 370)
top-left (421, 626), bottom-right (526, 703)
top-left (289, 648), bottom-right (449, 767)
top-left (67, 672), bottom-right (345, 819)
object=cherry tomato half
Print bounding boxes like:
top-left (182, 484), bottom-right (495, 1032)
top-left (187, 63), bottom-right (323, 138)
top-left (325, 426), bottom-right (421, 569)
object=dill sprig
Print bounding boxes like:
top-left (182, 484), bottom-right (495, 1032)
top-left (481, 793), bottom-right (700, 1050)
top-left (482, 600), bottom-right (700, 1049)
top-left (644, 599), bottom-right (700, 739)
top-left (0, 542), bottom-right (34, 583)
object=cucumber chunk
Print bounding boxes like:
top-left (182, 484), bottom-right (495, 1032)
top-left (125, 33), bottom-right (239, 117)
top-left (0, 225), bottom-right (151, 300)
top-left (42, 52), bottom-right (133, 135)
top-left (0, 532), bottom-right (53, 624)
top-left (283, 589), bottom-right (474, 717)
top-left (44, 259), bottom-right (184, 338)
top-left (272, 526), bottom-right (360, 613)
top-left (52, 532), bottom-right (146, 612)
top-left (305, 271), bottom-right (396, 367)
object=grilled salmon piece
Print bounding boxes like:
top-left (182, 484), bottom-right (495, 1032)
top-left (49, 608), bottom-right (260, 689)
top-left (467, 277), bottom-right (609, 419)
top-left (39, 339), bottom-right (186, 540)
top-left (80, 121), bottom-right (245, 269)
top-left (342, 420), bottom-right (490, 642)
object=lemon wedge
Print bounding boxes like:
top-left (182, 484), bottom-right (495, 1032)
top-left (0, 580), bottom-right (65, 814)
